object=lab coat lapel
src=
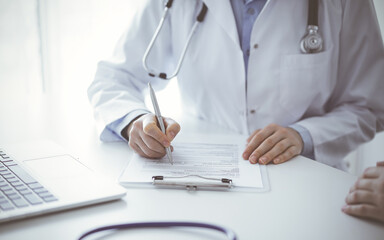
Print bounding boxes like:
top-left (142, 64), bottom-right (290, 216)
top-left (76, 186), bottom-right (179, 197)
top-left (202, 0), bottom-right (240, 47)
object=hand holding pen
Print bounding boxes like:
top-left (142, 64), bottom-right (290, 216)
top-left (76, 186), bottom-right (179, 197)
top-left (148, 82), bottom-right (174, 164)
top-left (123, 83), bottom-right (180, 163)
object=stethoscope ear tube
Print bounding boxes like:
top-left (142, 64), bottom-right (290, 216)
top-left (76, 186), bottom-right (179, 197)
top-left (165, 0), bottom-right (174, 8)
top-left (142, 1), bottom-right (172, 79)
top-left (197, 3), bottom-right (208, 22)
top-left (78, 221), bottom-right (237, 240)
top-left (142, 1), bottom-right (207, 80)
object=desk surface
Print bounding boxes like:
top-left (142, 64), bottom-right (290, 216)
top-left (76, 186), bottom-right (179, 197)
top-left (0, 107), bottom-right (383, 239)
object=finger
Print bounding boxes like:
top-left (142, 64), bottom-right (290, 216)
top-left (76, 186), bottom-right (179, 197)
top-left (350, 179), bottom-right (375, 192)
top-left (129, 142), bottom-right (147, 157)
top-left (377, 161), bottom-right (384, 167)
top-left (362, 167), bottom-right (381, 179)
top-left (272, 145), bottom-right (300, 164)
top-left (128, 120), bottom-right (165, 158)
top-left (342, 204), bottom-right (382, 222)
top-left (345, 190), bottom-right (377, 205)
top-left (142, 115), bottom-right (170, 147)
top-left (135, 136), bottom-right (165, 158)
top-left (243, 126), bottom-right (276, 161)
top-left (247, 129), bottom-right (261, 143)
top-left (163, 118), bottom-right (181, 141)
top-left (140, 131), bottom-right (167, 154)
top-left (247, 133), bottom-right (281, 164)
top-left (256, 136), bottom-right (289, 165)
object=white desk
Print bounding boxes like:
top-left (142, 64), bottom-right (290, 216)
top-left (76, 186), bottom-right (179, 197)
top-left (0, 105), bottom-right (383, 239)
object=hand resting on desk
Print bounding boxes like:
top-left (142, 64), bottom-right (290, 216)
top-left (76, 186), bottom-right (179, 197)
top-left (242, 123), bottom-right (304, 165)
top-left (343, 161), bottom-right (384, 223)
top-left (125, 113), bottom-right (180, 159)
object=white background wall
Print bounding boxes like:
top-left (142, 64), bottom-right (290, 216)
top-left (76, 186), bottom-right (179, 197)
top-left (0, 0), bottom-right (383, 175)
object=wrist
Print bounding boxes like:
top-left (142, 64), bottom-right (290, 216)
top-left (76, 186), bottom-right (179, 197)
top-left (121, 114), bottom-right (145, 141)
top-left (288, 127), bottom-right (304, 152)
top-left (288, 124), bottom-right (315, 160)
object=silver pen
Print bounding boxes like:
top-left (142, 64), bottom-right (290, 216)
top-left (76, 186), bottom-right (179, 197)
top-left (148, 82), bottom-right (173, 165)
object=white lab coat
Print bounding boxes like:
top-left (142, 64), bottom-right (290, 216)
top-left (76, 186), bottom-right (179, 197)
top-left (88, 0), bottom-right (384, 168)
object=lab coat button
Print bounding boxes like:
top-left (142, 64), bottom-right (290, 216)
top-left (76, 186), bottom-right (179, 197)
top-left (250, 109), bottom-right (256, 114)
top-left (253, 44), bottom-right (258, 49)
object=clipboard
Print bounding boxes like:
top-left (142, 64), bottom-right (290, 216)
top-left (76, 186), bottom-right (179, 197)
top-left (118, 134), bottom-right (270, 192)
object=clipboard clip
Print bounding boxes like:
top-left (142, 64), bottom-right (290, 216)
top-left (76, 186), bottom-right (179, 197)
top-left (152, 175), bottom-right (233, 191)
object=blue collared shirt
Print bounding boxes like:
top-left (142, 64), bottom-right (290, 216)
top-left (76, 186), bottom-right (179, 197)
top-left (230, 0), bottom-right (266, 73)
top-left (230, 0), bottom-right (314, 159)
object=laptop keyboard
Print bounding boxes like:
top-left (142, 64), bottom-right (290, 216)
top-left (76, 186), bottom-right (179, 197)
top-left (0, 149), bottom-right (58, 211)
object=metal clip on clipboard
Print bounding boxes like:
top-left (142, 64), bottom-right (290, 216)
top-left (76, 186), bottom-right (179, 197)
top-left (152, 175), bottom-right (233, 191)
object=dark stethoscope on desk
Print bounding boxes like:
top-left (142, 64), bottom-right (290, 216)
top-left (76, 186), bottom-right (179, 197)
top-left (78, 221), bottom-right (237, 240)
top-left (78, 1), bottom-right (323, 239)
top-left (142, 0), bottom-right (323, 80)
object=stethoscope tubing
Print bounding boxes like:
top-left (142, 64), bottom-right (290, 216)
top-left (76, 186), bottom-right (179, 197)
top-left (307, 0), bottom-right (319, 26)
top-left (142, 6), bottom-right (171, 77)
top-left (78, 221), bottom-right (237, 240)
top-left (142, 1), bottom-right (208, 80)
top-left (143, 0), bottom-right (322, 80)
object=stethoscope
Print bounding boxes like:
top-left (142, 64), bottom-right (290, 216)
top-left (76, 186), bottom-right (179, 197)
top-left (143, 0), bottom-right (323, 80)
top-left (78, 221), bottom-right (237, 240)
top-left (300, 0), bottom-right (323, 53)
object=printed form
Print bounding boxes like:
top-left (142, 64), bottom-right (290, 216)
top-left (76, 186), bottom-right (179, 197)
top-left (119, 134), bottom-right (266, 190)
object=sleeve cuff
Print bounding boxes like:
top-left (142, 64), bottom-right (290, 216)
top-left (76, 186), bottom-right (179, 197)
top-left (289, 123), bottom-right (315, 160)
top-left (105, 109), bottom-right (151, 142)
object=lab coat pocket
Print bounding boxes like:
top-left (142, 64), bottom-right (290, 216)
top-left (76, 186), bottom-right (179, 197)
top-left (279, 51), bottom-right (330, 119)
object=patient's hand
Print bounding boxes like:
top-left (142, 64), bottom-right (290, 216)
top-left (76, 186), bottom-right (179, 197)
top-left (343, 161), bottom-right (384, 223)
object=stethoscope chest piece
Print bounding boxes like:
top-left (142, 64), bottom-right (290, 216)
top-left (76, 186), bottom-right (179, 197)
top-left (300, 0), bottom-right (323, 54)
top-left (300, 25), bottom-right (323, 53)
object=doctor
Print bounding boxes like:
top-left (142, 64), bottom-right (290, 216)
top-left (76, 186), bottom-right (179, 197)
top-left (88, 0), bottom-right (384, 169)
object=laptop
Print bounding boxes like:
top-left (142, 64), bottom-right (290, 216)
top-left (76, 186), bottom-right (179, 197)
top-left (0, 140), bottom-right (126, 223)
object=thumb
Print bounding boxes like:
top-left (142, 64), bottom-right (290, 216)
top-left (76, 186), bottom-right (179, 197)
top-left (163, 117), bottom-right (181, 141)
